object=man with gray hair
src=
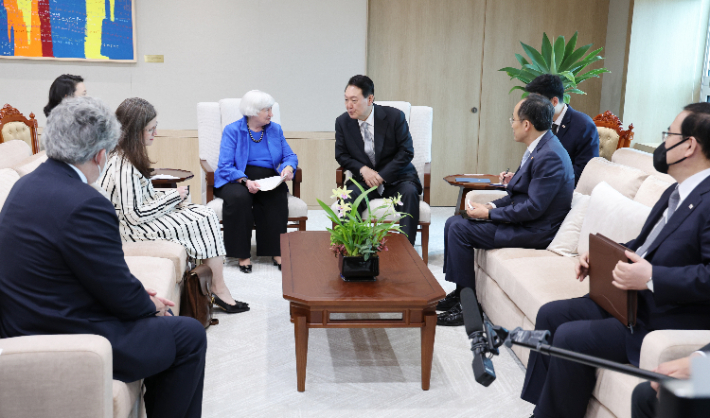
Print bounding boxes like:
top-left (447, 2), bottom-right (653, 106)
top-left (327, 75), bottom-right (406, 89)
top-left (0, 97), bottom-right (207, 418)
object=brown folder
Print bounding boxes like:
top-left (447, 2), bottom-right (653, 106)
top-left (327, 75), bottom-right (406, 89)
top-left (588, 233), bottom-right (638, 329)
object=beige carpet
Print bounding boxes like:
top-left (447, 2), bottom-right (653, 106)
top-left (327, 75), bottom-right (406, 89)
top-left (203, 207), bottom-right (534, 417)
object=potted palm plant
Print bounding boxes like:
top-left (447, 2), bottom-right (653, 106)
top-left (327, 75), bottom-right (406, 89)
top-left (499, 32), bottom-right (610, 104)
top-left (317, 179), bottom-right (410, 281)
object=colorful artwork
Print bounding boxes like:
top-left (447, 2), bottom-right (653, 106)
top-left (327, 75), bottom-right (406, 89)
top-left (0, 0), bottom-right (135, 61)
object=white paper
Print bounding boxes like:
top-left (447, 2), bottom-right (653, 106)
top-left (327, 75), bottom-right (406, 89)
top-left (0, 348), bottom-right (3, 356)
top-left (255, 175), bottom-right (285, 191)
top-left (691, 355), bottom-right (710, 396)
top-left (150, 174), bottom-right (180, 180)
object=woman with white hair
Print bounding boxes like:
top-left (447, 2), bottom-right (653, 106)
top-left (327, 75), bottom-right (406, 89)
top-left (214, 90), bottom-right (298, 273)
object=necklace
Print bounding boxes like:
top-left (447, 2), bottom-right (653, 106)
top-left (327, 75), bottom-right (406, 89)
top-left (247, 126), bottom-right (264, 143)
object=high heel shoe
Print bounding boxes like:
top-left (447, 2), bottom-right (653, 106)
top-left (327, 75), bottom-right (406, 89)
top-left (212, 294), bottom-right (250, 314)
top-left (238, 264), bottom-right (252, 274)
top-left (273, 258), bottom-right (281, 271)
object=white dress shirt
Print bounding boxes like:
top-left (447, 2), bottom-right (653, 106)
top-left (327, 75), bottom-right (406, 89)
top-left (553, 104), bottom-right (568, 131)
top-left (67, 163), bottom-right (88, 184)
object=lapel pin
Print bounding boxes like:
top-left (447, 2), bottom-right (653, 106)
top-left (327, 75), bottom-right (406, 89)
top-left (689, 204), bottom-right (694, 209)
top-left (562, 125), bottom-right (565, 129)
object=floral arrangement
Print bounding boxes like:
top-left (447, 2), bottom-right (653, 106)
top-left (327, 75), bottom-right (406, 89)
top-left (317, 179), bottom-right (410, 261)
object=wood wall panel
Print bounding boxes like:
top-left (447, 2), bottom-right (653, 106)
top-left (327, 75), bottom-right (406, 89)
top-left (477, 0), bottom-right (610, 175)
top-left (368, 0), bottom-right (487, 206)
top-left (287, 137), bottom-right (340, 209)
top-left (147, 132), bottom-right (202, 202)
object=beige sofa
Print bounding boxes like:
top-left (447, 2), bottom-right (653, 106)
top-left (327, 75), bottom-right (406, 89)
top-left (0, 140), bottom-right (188, 418)
top-left (468, 148), bottom-right (710, 418)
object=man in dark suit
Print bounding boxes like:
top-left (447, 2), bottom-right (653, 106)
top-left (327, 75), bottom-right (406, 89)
top-left (0, 97), bottom-right (206, 418)
top-left (335, 75), bottom-right (422, 245)
top-left (526, 74), bottom-right (599, 184)
top-left (436, 93), bottom-right (574, 326)
top-left (632, 343), bottom-right (710, 418)
top-left (521, 103), bottom-right (710, 418)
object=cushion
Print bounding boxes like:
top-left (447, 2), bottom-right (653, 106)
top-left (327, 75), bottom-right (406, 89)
top-left (208, 194), bottom-right (307, 220)
top-left (113, 380), bottom-right (140, 418)
top-left (633, 175), bottom-right (675, 207)
top-left (612, 147), bottom-right (675, 183)
top-left (374, 101), bottom-right (411, 124)
top-left (577, 181), bottom-right (652, 254)
top-left (0, 168), bottom-right (20, 210)
top-left (12, 150), bottom-right (47, 176)
top-left (592, 369), bottom-right (641, 418)
top-left (575, 157), bottom-right (649, 199)
top-left (547, 192), bottom-right (591, 256)
top-left (409, 106), bottom-right (433, 185)
top-left (124, 256), bottom-right (176, 303)
top-left (1, 122), bottom-right (32, 147)
top-left (597, 126), bottom-right (620, 160)
top-left (0, 140), bottom-right (31, 169)
top-left (123, 240), bottom-right (188, 284)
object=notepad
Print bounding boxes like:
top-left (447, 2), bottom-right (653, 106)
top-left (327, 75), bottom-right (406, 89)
top-left (455, 178), bottom-right (491, 183)
top-left (255, 175), bottom-right (286, 191)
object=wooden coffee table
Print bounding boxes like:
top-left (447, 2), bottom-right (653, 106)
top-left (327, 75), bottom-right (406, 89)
top-left (150, 168), bottom-right (194, 189)
top-left (443, 174), bottom-right (506, 215)
top-left (281, 231), bottom-right (445, 392)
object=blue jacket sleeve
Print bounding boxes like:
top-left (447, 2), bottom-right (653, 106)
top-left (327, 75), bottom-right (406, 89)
top-left (217, 125), bottom-right (246, 182)
top-left (276, 125), bottom-right (298, 170)
top-left (60, 195), bottom-right (156, 320)
top-left (489, 151), bottom-right (566, 224)
top-left (491, 194), bottom-right (512, 208)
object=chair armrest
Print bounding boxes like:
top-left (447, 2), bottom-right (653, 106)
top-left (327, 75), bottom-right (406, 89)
top-left (423, 162), bottom-right (431, 204)
top-left (292, 167), bottom-right (303, 198)
top-left (123, 240), bottom-right (188, 283)
top-left (639, 330), bottom-right (710, 370)
top-left (0, 334), bottom-right (113, 418)
top-left (200, 159), bottom-right (214, 202)
top-left (336, 166), bottom-right (344, 188)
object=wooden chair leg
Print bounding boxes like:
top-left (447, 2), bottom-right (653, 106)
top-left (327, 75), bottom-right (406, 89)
top-left (299, 220), bottom-right (307, 231)
top-left (420, 223), bottom-right (429, 265)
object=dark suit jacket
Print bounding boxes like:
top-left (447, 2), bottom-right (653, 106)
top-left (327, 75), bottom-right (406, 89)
top-left (556, 105), bottom-right (599, 184)
top-left (335, 104), bottom-right (422, 193)
top-left (489, 130), bottom-right (575, 248)
top-left (624, 176), bottom-right (710, 333)
top-left (0, 159), bottom-right (176, 382)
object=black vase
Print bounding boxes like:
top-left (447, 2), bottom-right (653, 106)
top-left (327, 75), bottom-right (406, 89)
top-left (338, 254), bottom-right (379, 282)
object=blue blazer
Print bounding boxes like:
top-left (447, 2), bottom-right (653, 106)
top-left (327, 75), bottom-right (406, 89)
top-left (490, 130), bottom-right (575, 248)
top-left (0, 159), bottom-right (180, 383)
top-left (556, 106), bottom-right (599, 184)
top-left (625, 177), bottom-right (710, 332)
top-left (214, 117), bottom-right (298, 189)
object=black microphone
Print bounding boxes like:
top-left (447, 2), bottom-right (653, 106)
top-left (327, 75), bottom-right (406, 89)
top-left (460, 287), bottom-right (496, 386)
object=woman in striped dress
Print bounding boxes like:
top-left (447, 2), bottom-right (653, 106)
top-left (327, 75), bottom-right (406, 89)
top-left (100, 97), bottom-right (248, 314)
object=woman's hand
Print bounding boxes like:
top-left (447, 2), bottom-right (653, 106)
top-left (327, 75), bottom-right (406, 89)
top-left (245, 179), bottom-right (260, 194)
top-left (177, 186), bottom-right (189, 200)
top-left (281, 166), bottom-right (294, 181)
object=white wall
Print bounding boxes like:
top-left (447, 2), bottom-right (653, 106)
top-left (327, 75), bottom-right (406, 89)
top-left (1, 0), bottom-right (368, 130)
top-left (623, 0), bottom-right (710, 144)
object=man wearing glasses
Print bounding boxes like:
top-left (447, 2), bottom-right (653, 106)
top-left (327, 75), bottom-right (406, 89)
top-left (437, 93), bottom-right (574, 326)
top-left (521, 103), bottom-right (710, 418)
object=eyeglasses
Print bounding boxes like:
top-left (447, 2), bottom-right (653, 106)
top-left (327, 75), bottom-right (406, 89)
top-left (145, 123), bottom-right (158, 134)
top-left (509, 118), bottom-right (527, 126)
top-left (661, 131), bottom-right (686, 142)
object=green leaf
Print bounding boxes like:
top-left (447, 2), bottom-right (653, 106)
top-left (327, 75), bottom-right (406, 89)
top-left (515, 53), bottom-right (530, 67)
top-left (565, 88), bottom-right (587, 95)
top-left (540, 33), bottom-right (552, 69)
top-left (522, 64), bottom-right (544, 76)
top-left (317, 199), bottom-right (343, 226)
top-left (553, 35), bottom-right (565, 70)
top-left (521, 41), bottom-right (549, 72)
top-left (563, 93), bottom-right (571, 104)
top-left (559, 43), bottom-right (592, 71)
top-left (563, 32), bottom-right (578, 63)
top-left (575, 67), bottom-right (610, 83)
top-left (509, 85), bottom-right (527, 95)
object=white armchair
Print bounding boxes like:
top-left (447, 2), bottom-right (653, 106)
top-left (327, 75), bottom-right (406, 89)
top-left (196, 99), bottom-right (307, 231)
top-left (334, 101), bottom-right (433, 264)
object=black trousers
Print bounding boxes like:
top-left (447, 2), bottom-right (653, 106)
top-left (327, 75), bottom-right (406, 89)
top-left (632, 381), bottom-right (658, 418)
top-left (143, 317), bottom-right (207, 418)
top-left (214, 166), bottom-right (288, 258)
top-left (521, 296), bottom-right (647, 418)
top-left (344, 180), bottom-right (420, 245)
top-left (443, 214), bottom-right (497, 288)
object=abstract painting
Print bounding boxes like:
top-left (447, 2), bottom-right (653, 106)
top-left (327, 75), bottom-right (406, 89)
top-left (0, 0), bottom-right (135, 61)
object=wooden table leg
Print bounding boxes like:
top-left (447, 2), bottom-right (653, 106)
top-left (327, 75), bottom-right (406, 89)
top-left (455, 186), bottom-right (464, 215)
top-left (294, 315), bottom-right (309, 392)
top-left (420, 312), bottom-right (437, 390)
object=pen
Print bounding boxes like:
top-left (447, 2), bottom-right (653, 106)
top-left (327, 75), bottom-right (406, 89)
top-left (504, 167), bottom-right (510, 176)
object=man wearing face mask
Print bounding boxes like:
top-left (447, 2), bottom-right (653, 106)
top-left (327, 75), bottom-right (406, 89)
top-left (520, 102), bottom-right (710, 418)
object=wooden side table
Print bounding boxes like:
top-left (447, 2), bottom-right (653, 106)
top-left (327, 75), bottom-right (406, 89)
top-left (150, 168), bottom-right (194, 189)
top-left (281, 232), bottom-right (445, 392)
top-left (443, 174), bottom-right (506, 215)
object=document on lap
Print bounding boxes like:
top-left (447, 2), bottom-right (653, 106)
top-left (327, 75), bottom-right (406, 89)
top-left (455, 178), bottom-right (491, 183)
top-left (255, 175), bottom-right (285, 191)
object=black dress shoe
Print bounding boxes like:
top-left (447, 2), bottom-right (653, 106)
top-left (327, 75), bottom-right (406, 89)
top-left (436, 290), bottom-right (460, 311)
top-left (273, 258), bottom-right (281, 271)
top-left (437, 303), bottom-right (464, 326)
top-left (212, 294), bottom-right (250, 314)
top-left (239, 264), bottom-right (252, 274)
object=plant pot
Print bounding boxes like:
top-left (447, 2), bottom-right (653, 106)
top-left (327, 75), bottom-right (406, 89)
top-left (338, 254), bottom-right (379, 282)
